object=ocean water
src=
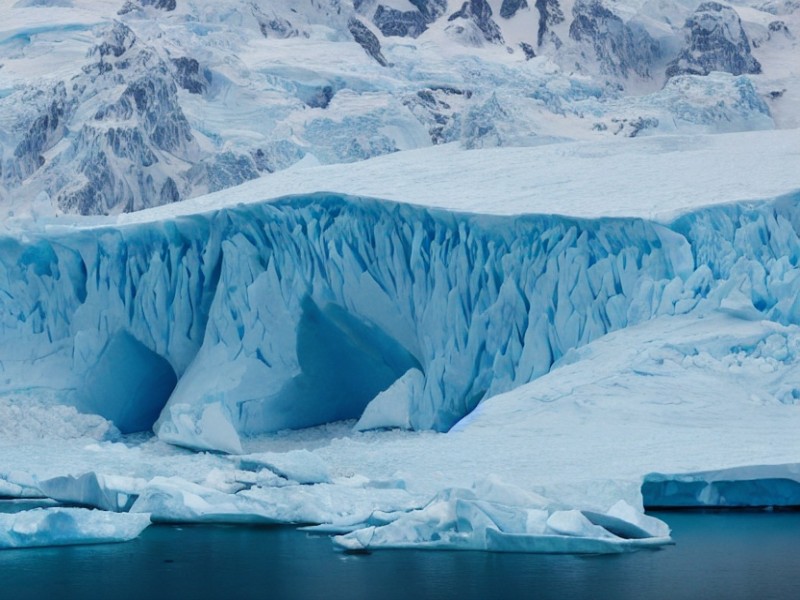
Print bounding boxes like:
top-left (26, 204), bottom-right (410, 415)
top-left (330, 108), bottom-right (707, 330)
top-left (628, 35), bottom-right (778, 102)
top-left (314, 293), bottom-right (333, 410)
top-left (1, 509), bottom-right (799, 600)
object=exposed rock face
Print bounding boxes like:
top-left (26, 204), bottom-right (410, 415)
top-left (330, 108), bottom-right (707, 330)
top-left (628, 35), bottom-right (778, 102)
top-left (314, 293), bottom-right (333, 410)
top-left (348, 17), bottom-right (389, 66)
top-left (373, 6), bottom-right (428, 37)
top-left (569, 0), bottom-right (660, 78)
top-left (258, 17), bottom-right (300, 39)
top-left (448, 0), bottom-right (505, 45)
top-left (535, 0), bottom-right (565, 47)
top-left (500, 0), bottom-right (528, 19)
top-left (118, 0), bottom-right (176, 15)
top-left (10, 83), bottom-right (72, 183)
top-left (666, 2), bottom-right (762, 78)
top-left (372, 0), bottom-right (447, 37)
top-left (171, 57), bottom-right (210, 95)
top-left (141, 0), bottom-right (176, 9)
top-left (403, 87), bottom-right (473, 144)
top-left (520, 42), bottom-right (536, 59)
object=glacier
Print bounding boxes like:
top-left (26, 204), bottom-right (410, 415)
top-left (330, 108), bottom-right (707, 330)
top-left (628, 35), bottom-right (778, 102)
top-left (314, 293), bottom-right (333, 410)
top-left (2, 131), bottom-right (800, 552)
top-left (0, 192), bottom-right (689, 451)
top-left (3, 188), bottom-right (800, 454)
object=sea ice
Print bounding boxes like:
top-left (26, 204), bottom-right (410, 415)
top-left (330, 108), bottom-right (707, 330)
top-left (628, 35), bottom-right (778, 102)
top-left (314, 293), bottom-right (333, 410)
top-left (235, 450), bottom-right (332, 484)
top-left (37, 472), bottom-right (145, 512)
top-left (0, 508), bottom-right (151, 549)
top-left (333, 482), bottom-right (671, 553)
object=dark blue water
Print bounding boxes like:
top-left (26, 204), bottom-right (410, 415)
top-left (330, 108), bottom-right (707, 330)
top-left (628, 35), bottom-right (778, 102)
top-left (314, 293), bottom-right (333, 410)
top-left (1, 511), bottom-right (799, 600)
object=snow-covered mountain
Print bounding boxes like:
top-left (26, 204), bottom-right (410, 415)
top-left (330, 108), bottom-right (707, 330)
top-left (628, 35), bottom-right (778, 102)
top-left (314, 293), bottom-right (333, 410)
top-left (0, 0), bottom-right (797, 215)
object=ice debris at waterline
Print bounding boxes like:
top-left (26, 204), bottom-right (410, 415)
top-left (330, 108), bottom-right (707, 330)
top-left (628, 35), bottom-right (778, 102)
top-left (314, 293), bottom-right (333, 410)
top-left (3, 192), bottom-right (800, 454)
top-left (0, 508), bottom-right (151, 549)
top-left (334, 485), bottom-right (672, 554)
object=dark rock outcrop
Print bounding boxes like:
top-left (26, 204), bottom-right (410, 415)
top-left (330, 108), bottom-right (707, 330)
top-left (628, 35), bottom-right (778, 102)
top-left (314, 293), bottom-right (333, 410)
top-left (258, 17), bottom-right (300, 39)
top-left (520, 42), bottom-right (536, 59)
top-left (569, 0), bottom-right (659, 78)
top-left (666, 3), bottom-right (761, 78)
top-left (348, 17), bottom-right (389, 66)
top-left (10, 82), bottom-right (71, 182)
top-left (373, 6), bottom-right (429, 37)
top-left (171, 57), bottom-right (210, 95)
top-left (500, 0), bottom-right (528, 19)
top-left (535, 0), bottom-right (565, 47)
top-left (448, 0), bottom-right (504, 44)
top-left (372, 0), bottom-right (447, 38)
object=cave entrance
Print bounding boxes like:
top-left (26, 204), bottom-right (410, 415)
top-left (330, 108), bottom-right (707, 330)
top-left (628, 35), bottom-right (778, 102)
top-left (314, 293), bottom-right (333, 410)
top-left (77, 330), bottom-right (178, 434)
top-left (252, 297), bottom-right (422, 432)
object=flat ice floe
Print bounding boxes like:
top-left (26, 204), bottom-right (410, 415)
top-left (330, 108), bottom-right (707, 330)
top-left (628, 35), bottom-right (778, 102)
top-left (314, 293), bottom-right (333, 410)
top-left (0, 508), bottom-right (151, 549)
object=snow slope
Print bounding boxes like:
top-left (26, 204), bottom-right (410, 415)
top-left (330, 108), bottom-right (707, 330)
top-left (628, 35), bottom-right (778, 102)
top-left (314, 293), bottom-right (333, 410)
top-left (112, 127), bottom-right (800, 224)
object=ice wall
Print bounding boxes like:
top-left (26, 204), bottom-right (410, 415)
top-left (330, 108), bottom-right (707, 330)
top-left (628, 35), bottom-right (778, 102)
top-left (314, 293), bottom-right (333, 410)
top-left (2, 191), bottom-right (799, 452)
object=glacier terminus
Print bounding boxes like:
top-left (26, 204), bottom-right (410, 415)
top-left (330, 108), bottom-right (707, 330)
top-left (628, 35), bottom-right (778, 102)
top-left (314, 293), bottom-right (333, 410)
top-left (0, 0), bottom-right (799, 564)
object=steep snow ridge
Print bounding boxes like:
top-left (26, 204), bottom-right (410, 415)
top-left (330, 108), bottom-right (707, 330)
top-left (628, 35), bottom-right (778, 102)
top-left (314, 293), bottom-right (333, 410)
top-left (3, 191), bottom-right (800, 454)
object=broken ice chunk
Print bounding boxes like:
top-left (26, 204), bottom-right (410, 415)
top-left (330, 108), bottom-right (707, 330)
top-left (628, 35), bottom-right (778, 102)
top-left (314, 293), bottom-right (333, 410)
top-left (0, 508), bottom-right (151, 549)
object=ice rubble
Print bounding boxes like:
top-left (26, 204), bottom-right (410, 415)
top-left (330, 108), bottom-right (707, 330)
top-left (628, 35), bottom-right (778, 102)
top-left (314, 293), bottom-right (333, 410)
top-left (0, 508), bottom-right (150, 549)
top-left (333, 477), bottom-right (671, 553)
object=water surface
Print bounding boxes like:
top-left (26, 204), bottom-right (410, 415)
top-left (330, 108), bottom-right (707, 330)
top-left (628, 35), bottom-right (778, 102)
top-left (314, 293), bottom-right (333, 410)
top-left (1, 511), bottom-right (798, 600)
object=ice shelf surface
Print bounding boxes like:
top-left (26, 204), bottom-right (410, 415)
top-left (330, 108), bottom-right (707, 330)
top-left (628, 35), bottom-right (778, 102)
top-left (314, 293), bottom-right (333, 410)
top-left (1, 131), bottom-right (800, 552)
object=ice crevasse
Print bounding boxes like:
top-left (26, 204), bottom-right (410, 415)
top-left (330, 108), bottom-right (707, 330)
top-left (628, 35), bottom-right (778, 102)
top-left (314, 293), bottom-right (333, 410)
top-left (1, 192), bottom-right (800, 454)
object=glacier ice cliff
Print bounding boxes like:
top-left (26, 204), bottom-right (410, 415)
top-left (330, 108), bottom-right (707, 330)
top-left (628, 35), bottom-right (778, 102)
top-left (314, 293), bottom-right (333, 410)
top-left (1, 191), bottom-right (800, 453)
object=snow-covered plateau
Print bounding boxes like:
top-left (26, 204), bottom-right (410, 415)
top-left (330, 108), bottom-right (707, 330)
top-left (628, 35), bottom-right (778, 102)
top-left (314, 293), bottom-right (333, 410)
top-left (1, 127), bottom-right (800, 552)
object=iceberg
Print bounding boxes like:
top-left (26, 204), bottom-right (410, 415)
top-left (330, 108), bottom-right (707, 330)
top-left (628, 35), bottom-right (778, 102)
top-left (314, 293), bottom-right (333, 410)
top-left (1, 130), bottom-right (800, 552)
top-left (333, 482), bottom-right (671, 553)
top-left (37, 472), bottom-right (145, 512)
top-left (643, 464), bottom-right (800, 508)
top-left (0, 508), bottom-right (151, 549)
top-left (235, 450), bottom-right (332, 484)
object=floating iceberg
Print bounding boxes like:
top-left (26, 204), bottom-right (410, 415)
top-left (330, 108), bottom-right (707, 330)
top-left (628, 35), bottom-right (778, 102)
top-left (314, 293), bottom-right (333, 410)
top-left (235, 450), bottom-right (332, 484)
top-left (334, 482), bottom-right (671, 553)
top-left (643, 464), bottom-right (800, 508)
top-left (37, 472), bottom-right (145, 512)
top-left (0, 508), bottom-right (151, 549)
